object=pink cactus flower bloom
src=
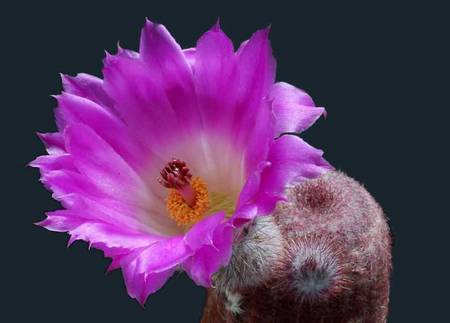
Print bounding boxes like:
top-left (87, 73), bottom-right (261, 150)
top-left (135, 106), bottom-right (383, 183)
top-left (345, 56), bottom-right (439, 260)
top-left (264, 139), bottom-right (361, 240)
top-left (31, 20), bottom-right (331, 305)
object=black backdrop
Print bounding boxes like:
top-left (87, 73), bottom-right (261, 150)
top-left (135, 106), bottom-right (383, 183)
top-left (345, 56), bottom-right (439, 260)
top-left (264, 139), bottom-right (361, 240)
top-left (4, 1), bottom-right (447, 322)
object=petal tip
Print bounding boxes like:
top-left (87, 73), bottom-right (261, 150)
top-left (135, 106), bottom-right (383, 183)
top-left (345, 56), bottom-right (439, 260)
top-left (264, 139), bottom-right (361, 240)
top-left (143, 18), bottom-right (159, 32)
top-left (103, 49), bottom-right (114, 60)
top-left (257, 25), bottom-right (272, 38)
top-left (212, 17), bottom-right (221, 31)
top-left (59, 73), bottom-right (70, 82)
top-left (34, 219), bottom-right (46, 227)
top-left (116, 41), bottom-right (123, 52)
top-left (28, 157), bottom-right (39, 168)
top-left (67, 236), bottom-right (77, 247)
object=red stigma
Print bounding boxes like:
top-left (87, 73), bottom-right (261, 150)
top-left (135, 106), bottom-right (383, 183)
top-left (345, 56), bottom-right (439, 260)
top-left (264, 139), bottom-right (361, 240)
top-left (158, 158), bottom-right (197, 207)
top-left (158, 158), bottom-right (193, 189)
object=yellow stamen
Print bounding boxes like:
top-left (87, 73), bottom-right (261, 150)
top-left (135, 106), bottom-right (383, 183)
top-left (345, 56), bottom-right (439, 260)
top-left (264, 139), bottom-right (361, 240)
top-left (166, 176), bottom-right (209, 229)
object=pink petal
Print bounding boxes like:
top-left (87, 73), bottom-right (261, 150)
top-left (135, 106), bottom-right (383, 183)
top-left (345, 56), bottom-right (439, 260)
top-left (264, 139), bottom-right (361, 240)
top-left (36, 211), bottom-right (85, 232)
top-left (182, 212), bottom-right (234, 287)
top-left (102, 50), bottom-right (184, 158)
top-left (243, 100), bottom-right (274, 175)
top-left (122, 259), bottom-right (175, 306)
top-left (234, 28), bottom-right (276, 144)
top-left (192, 23), bottom-right (238, 133)
top-left (37, 132), bottom-right (66, 155)
top-left (236, 161), bottom-right (270, 209)
top-left (68, 220), bottom-right (159, 250)
top-left (55, 92), bottom-right (147, 171)
top-left (130, 237), bottom-right (192, 274)
top-left (258, 134), bottom-right (332, 205)
top-left (184, 211), bottom-right (225, 250)
top-left (38, 210), bottom-right (160, 250)
top-left (231, 204), bottom-right (259, 227)
top-left (40, 170), bottom-right (104, 206)
top-left (139, 270), bottom-right (176, 305)
top-left (64, 123), bottom-right (150, 206)
top-left (30, 154), bottom-right (75, 173)
top-left (139, 20), bottom-right (201, 134)
top-left (61, 194), bottom-right (173, 235)
top-left (232, 135), bottom-right (332, 225)
top-left (39, 209), bottom-right (176, 306)
top-left (120, 237), bottom-right (193, 304)
top-left (61, 73), bottom-right (115, 113)
top-left (270, 82), bottom-right (326, 136)
top-left (183, 48), bottom-right (196, 69)
top-left (182, 229), bottom-right (233, 287)
top-left (235, 28), bottom-right (277, 175)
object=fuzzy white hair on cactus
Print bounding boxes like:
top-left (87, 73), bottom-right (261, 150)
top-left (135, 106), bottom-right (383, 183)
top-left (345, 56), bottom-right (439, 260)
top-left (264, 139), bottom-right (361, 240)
top-left (214, 215), bottom-right (284, 293)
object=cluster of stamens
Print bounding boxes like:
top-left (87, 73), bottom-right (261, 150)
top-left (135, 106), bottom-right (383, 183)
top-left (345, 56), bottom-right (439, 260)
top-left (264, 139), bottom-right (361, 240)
top-left (158, 158), bottom-right (209, 229)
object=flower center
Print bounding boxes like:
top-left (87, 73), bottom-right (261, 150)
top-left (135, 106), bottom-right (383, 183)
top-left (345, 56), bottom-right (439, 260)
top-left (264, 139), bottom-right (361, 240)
top-left (158, 158), bottom-right (209, 229)
top-left (158, 158), bottom-right (235, 230)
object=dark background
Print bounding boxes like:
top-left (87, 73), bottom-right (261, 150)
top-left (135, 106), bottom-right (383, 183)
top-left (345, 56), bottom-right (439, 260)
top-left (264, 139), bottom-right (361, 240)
top-left (4, 1), bottom-right (448, 322)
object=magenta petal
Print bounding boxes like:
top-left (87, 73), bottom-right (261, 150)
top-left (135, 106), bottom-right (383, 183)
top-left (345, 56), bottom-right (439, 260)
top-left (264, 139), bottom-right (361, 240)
top-left (59, 194), bottom-right (164, 234)
top-left (140, 270), bottom-right (176, 305)
top-left (47, 215), bottom-right (181, 304)
top-left (61, 73), bottom-right (115, 112)
top-left (270, 82), bottom-right (326, 135)
top-left (120, 237), bottom-right (193, 304)
top-left (131, 237), bottom-right (192, 274)
top-left (183, 48), bottom-right (196, 68)
top-left (259, 134), bottom-right (332, 198)
top-left (184, 211), bottom-right (225, 250)
top-left (37, 211), bottom-right (85, 232)
top-left (55, 92), bottom-right (145, 170)
top-left (64, 123), bottom-right (150, 204)
top-left (30, 154), bottom-right (75, 173)
top-left (182, 213), bottom-right (234, 287)
top-left (182, 231), bottom-right (233, 287)
top-left (244, 100), bottom-right (274, 175)
top-left (122, 259), bottom-right (175, 305)
top-left (234, 28), bottom-right (276, 143)
top-left (192, 23), bottom-right (238, 132)
top-left (102, 50), bottom-right (184, 156)
top-left (236, 161), bottom-right (270, 209)
top-left (40, 170), bottom-right (104, 206)
top-left (271, 81), bottom-right (316, 107)
top-left (232, 135), bottom-right (331, 225)
top-left (68, 221), bottom-right (158, 250)
top-left (139, 20), bottom-right (201, 134)
top-left (231, 204), bottom-right (259, 227)
top-left (211, 221), bottom-right (234, 260)
top-left (39, 210), bottom-right (160, 250)
top-left (37, 132), bottom-right (65, 155)
top-left (236, 28), bottom-right (276, 110)
top-left (234, 28), bottom-right (277, 174)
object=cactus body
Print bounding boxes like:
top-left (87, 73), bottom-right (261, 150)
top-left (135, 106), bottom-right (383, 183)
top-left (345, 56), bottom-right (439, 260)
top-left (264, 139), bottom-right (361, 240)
top-left (202, 171), bottom-right (392, 323)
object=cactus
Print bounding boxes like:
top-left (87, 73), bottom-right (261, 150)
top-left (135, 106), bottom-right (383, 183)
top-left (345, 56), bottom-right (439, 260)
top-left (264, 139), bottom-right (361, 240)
top-left (202, 171), bottom-right (392, 323)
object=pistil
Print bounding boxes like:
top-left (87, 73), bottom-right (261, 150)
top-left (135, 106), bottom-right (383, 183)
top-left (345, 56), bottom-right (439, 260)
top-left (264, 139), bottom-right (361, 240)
top-left (158, 158), bottom-right (210, 228)
top-left (158, 158), bottom-right (196, 207)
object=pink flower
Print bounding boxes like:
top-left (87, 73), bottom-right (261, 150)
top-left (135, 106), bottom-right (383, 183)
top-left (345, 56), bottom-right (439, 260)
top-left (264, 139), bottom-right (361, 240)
top-left (31, 20), bottom-right (331, 305)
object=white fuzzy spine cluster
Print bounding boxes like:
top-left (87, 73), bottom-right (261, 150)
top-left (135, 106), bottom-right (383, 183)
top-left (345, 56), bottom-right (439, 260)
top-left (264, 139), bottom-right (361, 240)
top-left (214, 215), bottom-right (284, 293)
top-left (288, 236), bottom-right (344, 302)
